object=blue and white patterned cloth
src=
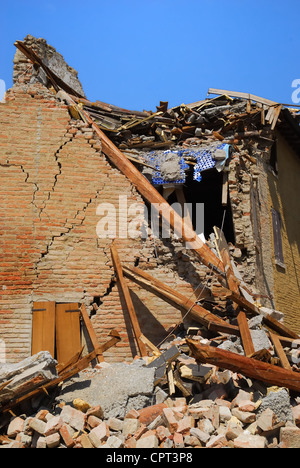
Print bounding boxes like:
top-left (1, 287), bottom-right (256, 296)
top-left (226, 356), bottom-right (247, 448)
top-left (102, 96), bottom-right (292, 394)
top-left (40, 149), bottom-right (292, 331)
top-left (143, 143), bottom-right (231, 185)
top-left (193, 143), bottom-right (231, 182)
top-left (143, 150), bottom-right (189, 185)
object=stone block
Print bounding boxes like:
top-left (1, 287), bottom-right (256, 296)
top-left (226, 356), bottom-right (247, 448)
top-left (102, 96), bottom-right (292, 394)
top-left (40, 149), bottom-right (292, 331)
top-left (106, 435), bottom-right (123, 448)
top-left (231, 408), bottom-right (256, 424)
top-left (29, 418), bottom-right (47, 435)
top-left (256, 408), bottom-right (277, 432)
top-left (44, 415), bottom-right (63, 436)
top-left (173, 432), bottom-right (184, 448)
top-left (107, 417), bottom-right (124, 432)
top-left (280, 426), bottom-right (300, 448)
top-left (233, 433), bottom-right (267, 448)
top-left (45, 432), bottom-right (61, 448)
top-left (225, 417), bottom-right (244, 440)
top-left (7, 417), bottom-right (24, 438)
top-left (122, 418), bottom-right (140, 438)
top-left (136, 434), bottom-right (159, 448)
top-left (176, 416), bottom-right (194, 434)
top-left (206, 434), bottom-right (228, 448)
top-left (60, 405), bottom-right (85, 432)
top-left (87, 415), bottom-right (102, 429)
top-left (162, 408), bottom-right (178, 434)
top-left (88, 421), bottom-right (110, 448)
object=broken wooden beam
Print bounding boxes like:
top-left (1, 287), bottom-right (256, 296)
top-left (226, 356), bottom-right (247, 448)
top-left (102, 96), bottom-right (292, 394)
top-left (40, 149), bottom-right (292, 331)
top-left (213, 226), bottom-right (240, 302)
top-left (80, 304), bottom-right (103, 364)
top-left (237, 311), bottom-right (255, 357)
top-left (186, 338), bottom-right (300, 393)
top-left (0, 330), bottom-right (121, 415)
top-left (269, 333), bottom-right (292, 371)
top-left (110, 242), bottom-right (147, 357)
top-left (123, 265), bottom-right (240, 336)
top-left (262, 314), bottom-right (299, 340)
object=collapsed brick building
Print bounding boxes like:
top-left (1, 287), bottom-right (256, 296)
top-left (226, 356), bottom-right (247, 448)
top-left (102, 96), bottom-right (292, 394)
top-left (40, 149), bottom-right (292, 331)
top-left (0, 35), bottom-right (300, 366)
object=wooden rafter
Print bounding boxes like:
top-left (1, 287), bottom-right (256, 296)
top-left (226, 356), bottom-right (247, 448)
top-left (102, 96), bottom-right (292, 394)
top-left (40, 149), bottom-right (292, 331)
top-left (187, 339), bottom-right (300, 393)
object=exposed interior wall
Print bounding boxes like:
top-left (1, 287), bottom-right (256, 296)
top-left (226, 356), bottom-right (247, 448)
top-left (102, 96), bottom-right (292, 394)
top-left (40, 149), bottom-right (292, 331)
top-left (267, 133), bottom-right (300, 332)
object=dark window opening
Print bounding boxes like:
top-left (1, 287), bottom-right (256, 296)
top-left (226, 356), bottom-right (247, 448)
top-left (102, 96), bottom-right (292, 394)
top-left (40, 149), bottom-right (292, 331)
top-left (166, 168), bottom-right (235, 244)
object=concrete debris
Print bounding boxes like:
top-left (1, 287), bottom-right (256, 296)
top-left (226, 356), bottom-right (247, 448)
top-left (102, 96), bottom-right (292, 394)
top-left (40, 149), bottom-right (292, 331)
top-left (0, 352), bottom-right (58, 406)
top-left (56, 362), bottom-right (156, 419)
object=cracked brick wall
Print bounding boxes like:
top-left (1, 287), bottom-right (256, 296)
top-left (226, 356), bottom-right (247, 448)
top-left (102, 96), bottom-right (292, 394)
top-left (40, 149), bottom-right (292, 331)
top-left (0, 83), bottom-right (207, 363)
top-left (1, 80), bottom-right (278, 364)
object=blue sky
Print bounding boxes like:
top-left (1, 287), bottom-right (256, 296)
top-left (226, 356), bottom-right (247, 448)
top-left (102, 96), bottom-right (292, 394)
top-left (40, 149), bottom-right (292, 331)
top-left (1, 0), bottom-right (299, 111)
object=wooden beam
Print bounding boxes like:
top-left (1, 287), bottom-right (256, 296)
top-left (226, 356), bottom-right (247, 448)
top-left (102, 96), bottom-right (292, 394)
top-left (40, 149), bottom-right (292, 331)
top-left (0, 330), bottom-right (121, 414)
top-left (269, 333), bottom-right (292, 371)
top-left (80, 304), bottom-right (103, 363)
top-left (207, 88), bottom-right (278, 108)
top-left (262, 314), bottom-right (299, 340)
top-left (187, 339), bottom-right (300, 393)
top-left (213, 227), bottom-right (240, 305)
top-left (139, 333), bottom-right (161, 356)
top-left (56, 347), bottom-right (84, 375)
top-left (221, 172), bottom-right (229, 206)
top-left (110, 242), bottom-right (147, 357)
top-left (123, 265), bottom-right (240, 336)
top-left (167, 364), bottom-right (175, 396)
top-left (237, 311), bottom-right (255, 357)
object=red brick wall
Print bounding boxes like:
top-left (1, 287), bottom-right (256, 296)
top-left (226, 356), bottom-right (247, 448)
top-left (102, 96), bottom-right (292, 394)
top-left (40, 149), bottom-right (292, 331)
top-left (0, 84), bottom-right (204, 363)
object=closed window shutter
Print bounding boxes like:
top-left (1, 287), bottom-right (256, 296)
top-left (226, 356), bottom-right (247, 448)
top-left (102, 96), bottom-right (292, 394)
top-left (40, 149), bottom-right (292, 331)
top-left (32, 302), bottom-right (56, 357)
top-left (271, 208), bottom-right (285, 268)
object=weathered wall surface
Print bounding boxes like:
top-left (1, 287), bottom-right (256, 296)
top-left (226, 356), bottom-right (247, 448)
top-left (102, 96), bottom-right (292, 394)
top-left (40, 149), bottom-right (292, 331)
top-left (267, 133), bottom-right (300, 332)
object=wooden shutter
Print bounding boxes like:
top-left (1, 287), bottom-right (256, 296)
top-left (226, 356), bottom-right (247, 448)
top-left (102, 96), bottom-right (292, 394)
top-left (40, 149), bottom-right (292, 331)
top-left (55, 303), bottom-right (81, 364)
top-left (271, 208), bottom-right (285, 268)
top-left (32, 301), bottom-right (56, 358)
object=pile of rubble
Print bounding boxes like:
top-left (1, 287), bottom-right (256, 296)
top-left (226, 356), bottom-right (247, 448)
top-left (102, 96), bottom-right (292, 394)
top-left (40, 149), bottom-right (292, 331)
top-left (2, 326), bottom-right (300, 449)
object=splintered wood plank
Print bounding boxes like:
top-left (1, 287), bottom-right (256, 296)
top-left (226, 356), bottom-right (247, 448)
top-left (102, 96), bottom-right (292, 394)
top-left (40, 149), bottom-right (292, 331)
top-left (80, 304), bottom-right (103, 363)
top-left (167, 364), bottom-right (175, 396)
top-left (31, 302), bottom-right (56, 358)
top-left (187, 339), bottom-right (300, 393)
top-left (222, 172), bottom-right (229, 206)
top-left (110, 242), bottom-right (147, 357)
top-left (122, 265), bottom-right (239, 335)
top-left (237, 311), bottom-right (255, 357)
top-left (270, 333), bottom-right (292, 371)
top-left (56, 303), bottom-right (82, 364)
top-left (213, 226), bottom-right (240, 305)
